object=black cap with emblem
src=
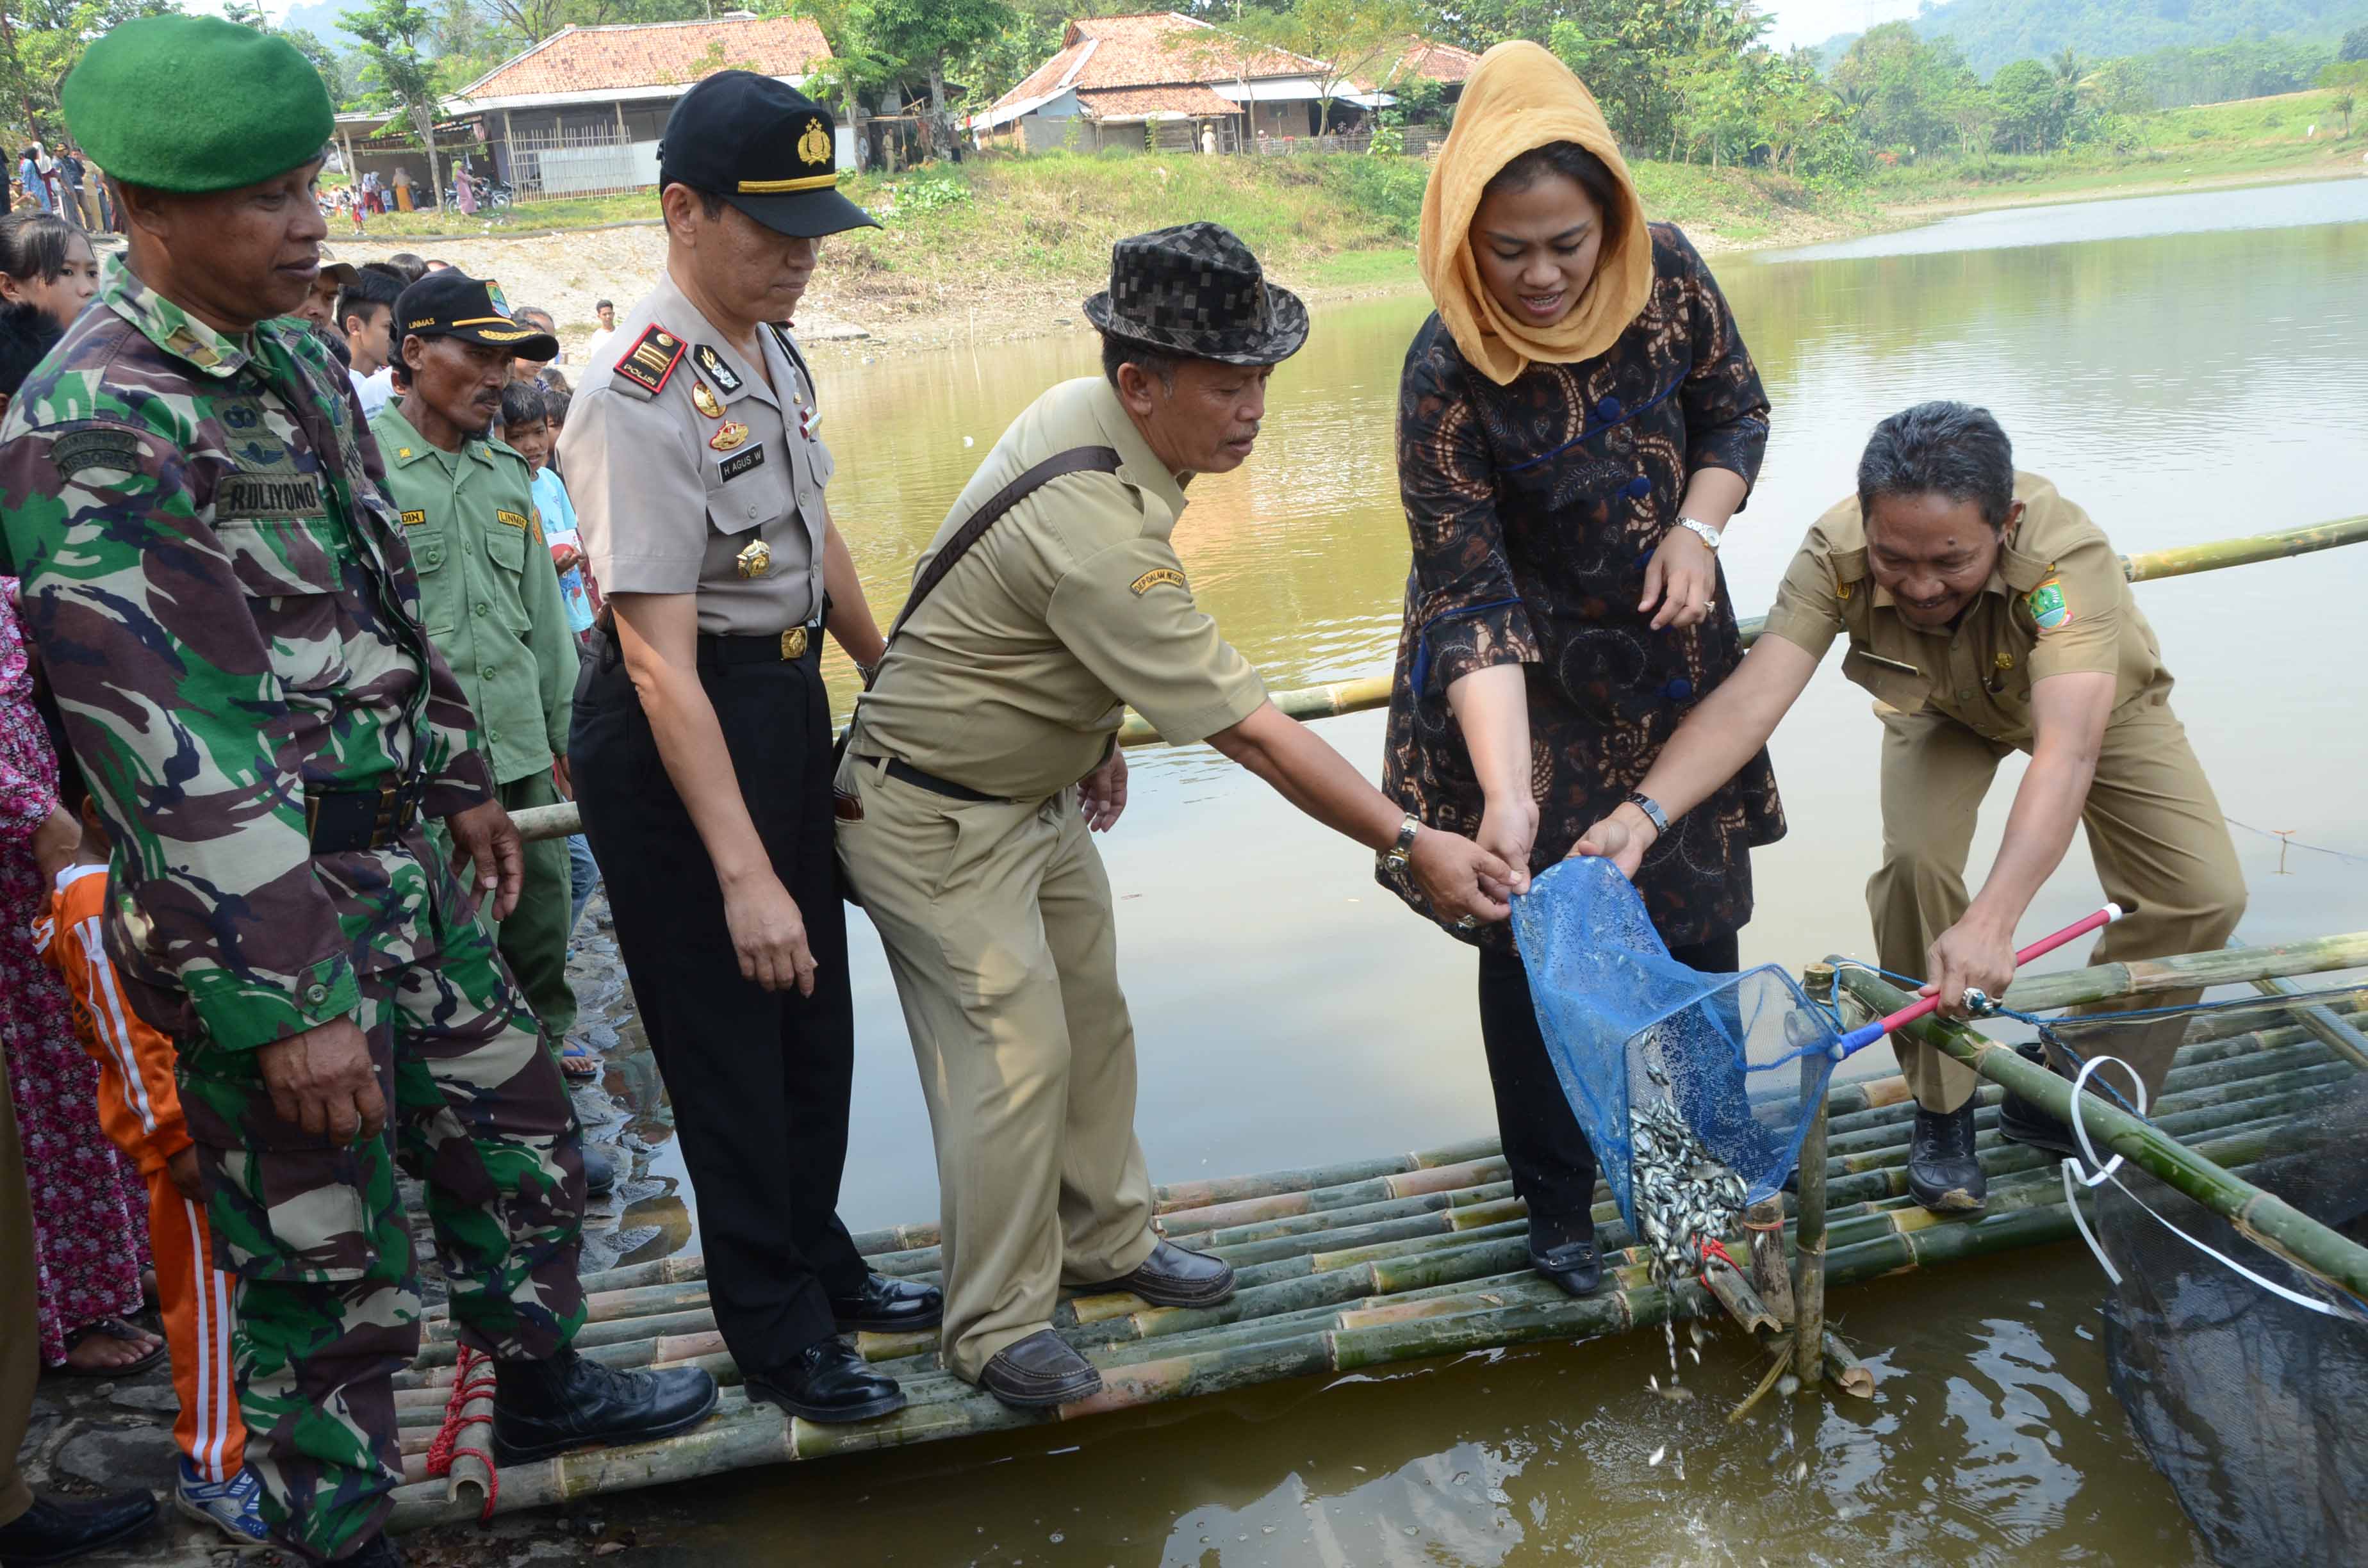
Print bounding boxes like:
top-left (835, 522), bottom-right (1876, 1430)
top-left (658, 70), bottom-right (879, 240)
top-left (394, 270), bottom-right (558, 360)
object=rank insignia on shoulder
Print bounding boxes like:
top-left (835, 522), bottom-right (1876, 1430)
top-left (1130, 567), bottom-right (1188, 597)
top-left (691, 381), bottom-right (725, 420)
top-left (692, 344), bottom-right (742, 396)
top-left (709, 420), bottom-right (750, 452)
top-left (2025, 576), bottom-right (2072, 632)
top-left (614, 325), bottom-right (686, 399)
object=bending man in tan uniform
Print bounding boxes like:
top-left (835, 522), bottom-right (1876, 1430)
top-left (1574, 401), bottom-right (2244, 1213)
top-left (837, 225), bottom-right (1516, 1409)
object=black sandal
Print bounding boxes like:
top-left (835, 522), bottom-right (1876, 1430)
top-left (58, 1316), bottom-right (167, 1378)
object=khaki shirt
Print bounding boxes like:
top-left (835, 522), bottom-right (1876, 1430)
top-left (369, 403), bottom-right (572, 784)
top-left (1761, 472), bottom-right (2168, 746)
top-left (853, 377), bottom-right (1267, 799)
top-left (557, 267), bottom-right (832, 634)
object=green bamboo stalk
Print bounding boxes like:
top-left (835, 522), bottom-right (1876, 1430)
top-left (2242, 949), bottom-right (2368, 1071)
top-left (1794, 963), bottom-right (1835, 1387)
top-left (1836, 964), bottom-right (2368, 1302)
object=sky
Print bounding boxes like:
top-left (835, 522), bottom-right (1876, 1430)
top-left (217, 0), bottom-right (1936, 61)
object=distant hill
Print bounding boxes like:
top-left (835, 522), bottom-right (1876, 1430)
top-left (281, 0), bottom-right (361, 52)
top-left (1816, 0), bottom-right (2368, 76)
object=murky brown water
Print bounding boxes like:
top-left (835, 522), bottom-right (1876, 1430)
top-left (589, 179), bottom-right (2368, 1564)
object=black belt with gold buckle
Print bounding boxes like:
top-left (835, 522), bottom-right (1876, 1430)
top-left (306, 776), bottom-right (426, 853)
top-left (695, 623), bottom-right (824, 667)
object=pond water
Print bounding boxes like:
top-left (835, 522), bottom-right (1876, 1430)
top-left (596, 177), bottom-right (2368, 1565)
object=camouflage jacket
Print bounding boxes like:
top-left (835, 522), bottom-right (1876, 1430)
top-left (0, 263), bottom-right (495, 1054)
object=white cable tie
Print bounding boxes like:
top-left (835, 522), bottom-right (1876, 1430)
top-left (2064, 1052), bottom-right (2144, 1187)
top-left (2064, 1156), bottom-right (2124, 1286)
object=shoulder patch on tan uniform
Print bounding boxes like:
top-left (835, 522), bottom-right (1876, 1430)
top-left (2025, 575), bottom-right (2072, 632)
top-left (613, 325), bottom-right (686, 400)
top-left (1130, 567), bottom-right (1187, 597)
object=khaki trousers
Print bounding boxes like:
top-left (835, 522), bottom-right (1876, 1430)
top-left (1, 1047), bottom-right (37, 1526)
top-left (1869, 694), bottom-right (2246, 1113)
top-left (836, 761), bottom-right (1156, 1384)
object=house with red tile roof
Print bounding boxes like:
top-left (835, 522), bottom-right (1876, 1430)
top-left (969, 11), bottom-right (1403, 154)
top-left (441, 12), bottom-right (839, 197)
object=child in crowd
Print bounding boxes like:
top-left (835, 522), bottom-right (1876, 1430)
top-left (31, 777), bottom-right (267, 1544)
top-left (498, 380), bottom-right (604, 1077)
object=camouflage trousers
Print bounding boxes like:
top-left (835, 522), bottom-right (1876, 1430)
top-left (176, 895), bottom-right (586, 1562)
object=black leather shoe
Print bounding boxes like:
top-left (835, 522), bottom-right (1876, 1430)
top-left (1527, 1212), bottom-right (1604, 1297)
top-left (978, 1328), bottom-right (1101, 1410)
top-left (1907, 1103), bottom-right (1987, 1213)
top-left (0, 1490), bottom-right (158, 1565)
top-left (1085, 1238), bottom-right (1235, 1308)
top-left (490, 1348), bottom-right (720, 1463)
top-left (1998, 1041), bottom-right (2082, 1156)
top-left (828, 1271), bottom-right (943, 1333)
top-left (744, 1339), bottom-right (906, 1424)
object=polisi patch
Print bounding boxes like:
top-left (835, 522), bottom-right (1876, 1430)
top-left (613, 325), bottom-right (686, 398)
top-left (2025, 576), bottom-right (2072, 632)
top-left (1130, 567), bottom-right (1187, 597)
top-left (218, 473), bottom-right (325, 518)
top-left (719, 445), bottom-right (766, 483)
top-left (52, 429), bottom-right (142, 479)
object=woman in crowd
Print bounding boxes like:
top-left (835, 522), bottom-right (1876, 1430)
top-left (3, 564), bottom-right (160, 1375)
top-left (0, 213), bottom-right (101, 329)
top-left (1379, 42), bottom-right (1784, 1300)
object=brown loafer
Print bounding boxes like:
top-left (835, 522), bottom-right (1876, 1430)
top-left (979, 1329), bottom-right (1101, 1410)
top-left (1083, 1237), bottom-right (1236, 1309)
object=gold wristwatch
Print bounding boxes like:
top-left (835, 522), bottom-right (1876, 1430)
top-left (1383, 813), bottom-right (1422, 870)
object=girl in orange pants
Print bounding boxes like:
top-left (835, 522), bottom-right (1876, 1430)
top-left (33, 841), bottom-right (265, 1544)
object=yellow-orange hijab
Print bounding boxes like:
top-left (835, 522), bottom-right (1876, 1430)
top-left (1417, 41), bottom-right (1654, 386)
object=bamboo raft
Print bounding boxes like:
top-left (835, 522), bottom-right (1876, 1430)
top-left (385, 933), bottom-right (2368, 1531)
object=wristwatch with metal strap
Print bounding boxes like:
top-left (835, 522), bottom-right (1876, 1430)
top-left (1384, 813), bottom-right (1422, 870)
top-left (1675, 516), bottom-right (1723, 551)
top-left (1624, 791), bottom-right (1669, 835)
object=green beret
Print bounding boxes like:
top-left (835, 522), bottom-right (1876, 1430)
top-left (62, 15), bottom-right (333, 194)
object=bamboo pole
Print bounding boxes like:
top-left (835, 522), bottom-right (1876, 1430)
top-left (1743, 1196), bottom-right (1795, 1325)
top-left (2239, 942), bottom-right (2368, 1072)
top-left (509, 519), bottom-right (2368, 840)
top-left (1834, 965), bottom-right (2368, 1303)
top-left (1793, 963), bottom-right (1834, 1388)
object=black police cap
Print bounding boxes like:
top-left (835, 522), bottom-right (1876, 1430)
top-left (394, 270), bottom-right (557, 361)
top-left (658, 70), bottom-right (879, 240)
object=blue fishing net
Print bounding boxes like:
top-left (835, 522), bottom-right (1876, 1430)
top-left (1509, 856), bottom-right (1844, 1232)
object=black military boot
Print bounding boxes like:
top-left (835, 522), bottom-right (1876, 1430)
top-left (489, 1348), bottom-right (719, 1464)
top-left (0, 1490), bottom-right (157, 1565)
top-left (1997, 1041), bottom-right (2082, 1156)
top-left (1907, 1102), bottom-right (1987, 1213)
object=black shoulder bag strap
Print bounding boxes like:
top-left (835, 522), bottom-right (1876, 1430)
top-left (835, 443), bottom-right (1122, 767)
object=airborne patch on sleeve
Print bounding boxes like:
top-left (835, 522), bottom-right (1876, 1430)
top-left (1130, 567), bottom-right (1188, 597)
top-left (613, 325), bottom-right (686, 400)
top-left (52, 428), bottom-right (143, 478)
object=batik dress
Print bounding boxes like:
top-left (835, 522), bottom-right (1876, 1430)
top-left (0, 576), bottom-right (149, 1364)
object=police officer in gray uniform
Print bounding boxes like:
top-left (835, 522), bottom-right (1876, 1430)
top-left (559, 72), bottom-right (937, 1423)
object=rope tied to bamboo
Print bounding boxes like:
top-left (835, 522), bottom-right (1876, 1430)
top-left (425, 1346), bottom-right (500, 1521)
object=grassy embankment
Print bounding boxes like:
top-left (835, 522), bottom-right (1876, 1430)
top-left (345, 86), bottom-right (2361, 301)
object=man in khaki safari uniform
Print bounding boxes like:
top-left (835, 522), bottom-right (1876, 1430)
top-left (837, 224), bottom-right (1515, 1409)
top-left (1572, 402), bottom-right (2244, 1214)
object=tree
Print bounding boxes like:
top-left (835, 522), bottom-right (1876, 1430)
top-left (1829, 22), bottom-right (1976, 156)
top-left (2344, 26), bottom-right (2368, 64)
top-left (478, 0), bottom-right (567, 45)
top-left (343, 0), bottom-right (448, 212)
top-left (794, 0), bottom-right (899, 174)
top-left (1989, 58), bottom-right (2059, 152)
top-left (862, 0), bottom-right (1017, 161)
top-left (1256, 0), bottom-right (1420, 138)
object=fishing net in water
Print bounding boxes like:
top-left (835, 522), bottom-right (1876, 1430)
top-left (1509, 857), bottom-right (1844, 1236)
top-left (2066, 1024), bottom-right (2368, 1568)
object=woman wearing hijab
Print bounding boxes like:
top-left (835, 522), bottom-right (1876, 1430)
top-left (1379, 42), bottom-right (1784, 1299)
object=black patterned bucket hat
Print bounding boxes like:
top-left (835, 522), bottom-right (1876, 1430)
top-left (1082, 222), bottom-right (1308, 366)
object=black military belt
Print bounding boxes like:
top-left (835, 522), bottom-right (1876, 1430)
top-left (861, 754), bottom-right (1005, 804)
top-left (306, 776), bottom-right (426, 853)
top-left (696, 625), bottom-right (823, 667)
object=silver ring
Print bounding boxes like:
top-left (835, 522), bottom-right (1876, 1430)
top-left (1456, 915), bottom-right (1479, 931)
top-left (1704, 596), bottom-right (1716, 611)
top-left (1961, 986), bottom-right (1991, 1015)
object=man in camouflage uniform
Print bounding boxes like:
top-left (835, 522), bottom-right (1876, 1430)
top-left (0, 19), bottom-right (714, 1564)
